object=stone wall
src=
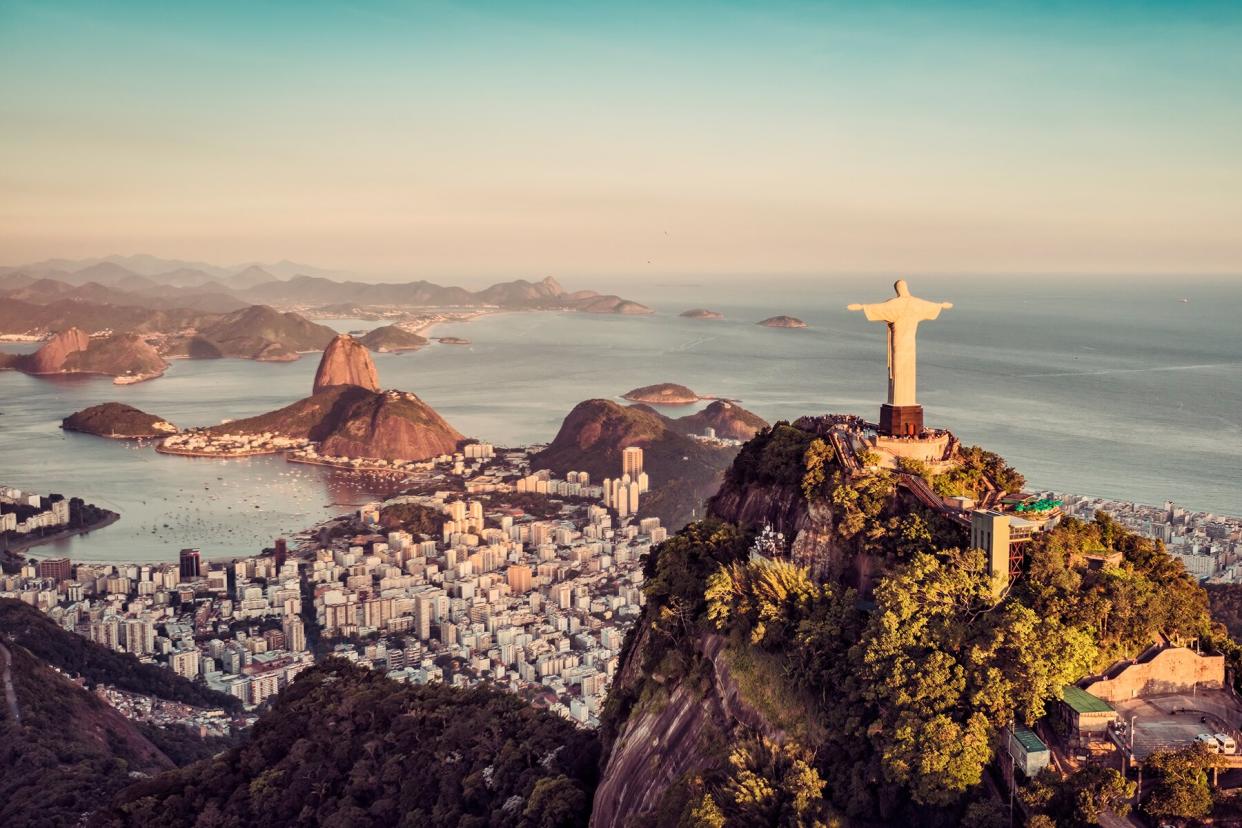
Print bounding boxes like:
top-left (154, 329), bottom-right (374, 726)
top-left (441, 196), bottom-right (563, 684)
top-left (1084, 647), bottom-right (1224, 703)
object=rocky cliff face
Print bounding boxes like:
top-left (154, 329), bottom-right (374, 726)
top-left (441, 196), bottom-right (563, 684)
top-left (592, 631), bottom-right (789, 828)
top-left (312, 333), bottom-right (381, 394)
top-left (62, 332), bottom-right (167, 378)
top-left (24, 327), bottom-right (90, 373)
top-left (318, 390), bottom-right (464, 461)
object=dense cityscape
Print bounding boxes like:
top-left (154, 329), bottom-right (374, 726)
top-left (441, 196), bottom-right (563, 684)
top-left (1, 442), bottom-right (665, 732)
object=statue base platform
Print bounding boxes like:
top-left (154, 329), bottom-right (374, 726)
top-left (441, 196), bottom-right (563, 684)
top-left (868, 431), bottom-right (954, 469)
top-left (879, 404), bottom-right (923, 437)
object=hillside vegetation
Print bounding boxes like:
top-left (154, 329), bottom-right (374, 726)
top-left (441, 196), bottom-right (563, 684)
top-left (0, 599), bottom-right (240, 711)
top-left (597, 421), bottom-right (1218, 826)
top-left (97, 659), bottom-right (599, 828)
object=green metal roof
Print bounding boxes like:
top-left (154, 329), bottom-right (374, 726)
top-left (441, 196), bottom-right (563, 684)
top-left (1010, 725), bottom-right (1048, 754)
top-left (1061, 685), bottom-right (1114, 714)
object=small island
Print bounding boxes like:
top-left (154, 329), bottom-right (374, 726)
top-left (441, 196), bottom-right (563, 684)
top-left (679, 308), bottom-right (724, 320)
top-left (359, 325), bottom-right (427, 353)
top-left (757, 315), bottom-right (807, 328)
top-left (437, 337), bottom-right (471, 346)
top-left (622, 383), bottom-right (702, 405)
top-left (62, 403), bottom-right (178, 439)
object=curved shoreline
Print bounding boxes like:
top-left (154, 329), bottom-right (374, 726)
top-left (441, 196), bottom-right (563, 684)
top-left (154, 445), bottom-right (285, 458)
top-left (1, 510), bottom-right (120, 556)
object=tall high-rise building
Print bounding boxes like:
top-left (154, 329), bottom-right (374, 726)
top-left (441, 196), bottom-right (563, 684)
top-left (274, 537), bottom-right (288, 569)
top-left (622, 446), bottom-right (644, 477)
top-left (282, 615), bottom-right (307, 653)
top-left (508, 564), bottom-right (532, 594)
top-left (179, 548), bottom-right (202, 580)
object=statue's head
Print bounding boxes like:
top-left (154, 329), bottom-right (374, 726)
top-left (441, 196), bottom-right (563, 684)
top-left (894, 278), bottom-right (910, 297)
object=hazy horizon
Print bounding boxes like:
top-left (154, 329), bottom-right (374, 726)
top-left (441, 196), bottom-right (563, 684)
top-left (3, 1), bottom-right (1241, 279)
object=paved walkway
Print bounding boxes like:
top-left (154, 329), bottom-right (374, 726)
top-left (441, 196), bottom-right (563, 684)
top-left (0, 641), bottom-right (19, 724)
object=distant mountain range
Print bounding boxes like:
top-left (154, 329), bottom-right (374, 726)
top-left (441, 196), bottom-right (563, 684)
top-left (0, 255), bottom-right (651, 324)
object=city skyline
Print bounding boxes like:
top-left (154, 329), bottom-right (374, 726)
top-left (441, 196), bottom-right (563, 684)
top-left (3, 1), bottom-right (1241, 278)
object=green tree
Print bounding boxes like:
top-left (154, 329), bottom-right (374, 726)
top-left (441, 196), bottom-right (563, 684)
top-left (801, 438), bottom-right (837, 501)
top-left (1143, 743), bottom-right (1214, 821)
top-left (716, 736), bottom-right (829, 826)
top-left (520, 775), bottom-right (589, 828)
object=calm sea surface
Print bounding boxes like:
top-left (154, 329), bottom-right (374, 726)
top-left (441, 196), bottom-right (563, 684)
top-left (1, 275), bottom-right (1239, 562)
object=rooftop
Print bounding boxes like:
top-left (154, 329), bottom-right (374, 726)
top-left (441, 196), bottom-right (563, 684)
top-left (1010, 724), bottom-right (1048, 754)
top-left (1062, 684), bottom-right (1114, 714)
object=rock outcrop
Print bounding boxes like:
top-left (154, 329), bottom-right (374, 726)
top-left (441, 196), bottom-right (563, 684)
top-left (24, 327), bottom-right (90, 373)
top-left (63, 333), bottom-right (167, 379)
top-left (672, 399), bottom-right (769, 440)
top-left (62, 403), bottom-right (177, 438)
top-left (318, 390), bottom-right (464, 462)
top-left (14, 329), bottom-right (166, 379)
top-left (679, 308), bottom-right (724, 319)
top-left (531, 399), bottom-right (738, 529)
top-left (312, 334), bottom-right (381, 394)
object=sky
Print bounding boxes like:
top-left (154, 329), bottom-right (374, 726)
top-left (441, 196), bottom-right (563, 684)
top-left (2, 0), bottom-right (1241, 281)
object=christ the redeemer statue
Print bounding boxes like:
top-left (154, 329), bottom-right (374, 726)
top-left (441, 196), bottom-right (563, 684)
top-left (848, 279), bottom-right (952, 436)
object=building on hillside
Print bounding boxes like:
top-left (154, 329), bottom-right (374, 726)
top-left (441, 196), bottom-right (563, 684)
top-left (622, 446), bottom-right (644, 477)
top-left (1005, 725), bottom-right (1051, 777)
top-left (1059, 684), bottom-right (1118, 742)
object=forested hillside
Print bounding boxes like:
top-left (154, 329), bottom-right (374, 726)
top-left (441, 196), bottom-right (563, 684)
top-left (595, 421), bottom-right (1220, 826)
top-left (0, 599), bottom-right (239, 711)
top-left (96, 659), bottom-right (599, 828)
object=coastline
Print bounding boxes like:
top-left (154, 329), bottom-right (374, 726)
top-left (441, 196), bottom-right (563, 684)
top-left (154, 444), bottom-right (284, 458)
top-left (2, 510), bottom-right (121, 557)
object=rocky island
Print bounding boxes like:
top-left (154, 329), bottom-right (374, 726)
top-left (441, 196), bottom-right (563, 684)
top-left (679, 308), bottom-right (724, 320)
top-left (62, 403), bottom-right (178, 439)
top-left (756, 314), bottom-right (807, 328)
top-left (357, 324), bottom-right (427, 353)
top-left (436, 336), bottom-right (471, 346)
top-left (621, 382), bottom-right (702, 405)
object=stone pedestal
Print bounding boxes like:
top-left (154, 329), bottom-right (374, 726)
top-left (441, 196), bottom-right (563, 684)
top-left (879, 404), bottom-right (923, 437)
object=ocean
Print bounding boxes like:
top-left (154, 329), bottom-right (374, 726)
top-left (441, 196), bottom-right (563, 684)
top-left (1, 274), bottom-right (1238, 562)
